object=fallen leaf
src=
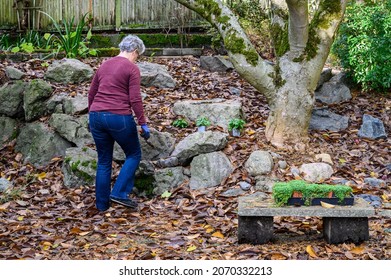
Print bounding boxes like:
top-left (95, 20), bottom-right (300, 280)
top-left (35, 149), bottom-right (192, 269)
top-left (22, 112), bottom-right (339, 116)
top-left (306, 245), bottom-right (318, 258)
top-left (320, 201), bottom-right (335, 208)
top-left (212, 231), bottom-right (224, 239)
top-left (350, 246), bottom-right (366, 255)
top-left (186, 245), bottom-right (197, 252)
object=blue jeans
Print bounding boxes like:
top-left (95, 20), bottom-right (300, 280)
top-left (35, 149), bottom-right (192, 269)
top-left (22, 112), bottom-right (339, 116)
top-left (89, 111), bottom-right (141, 211)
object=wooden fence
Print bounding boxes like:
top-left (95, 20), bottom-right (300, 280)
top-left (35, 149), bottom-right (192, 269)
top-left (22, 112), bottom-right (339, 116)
top-left (0, 0), bottom-right (207, 31)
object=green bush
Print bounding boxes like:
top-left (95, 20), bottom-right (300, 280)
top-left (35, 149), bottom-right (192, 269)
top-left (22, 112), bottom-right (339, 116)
top-left (332, 0), bottom-right (391, 91)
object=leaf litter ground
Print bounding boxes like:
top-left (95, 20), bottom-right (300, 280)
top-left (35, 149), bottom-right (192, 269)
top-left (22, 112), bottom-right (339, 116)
top-left (0, 56), bottom-right (390, 260)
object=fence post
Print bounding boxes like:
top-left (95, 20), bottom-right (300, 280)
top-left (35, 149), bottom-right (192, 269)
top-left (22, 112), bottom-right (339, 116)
top-left (115, 0), bottom-right (121, 31)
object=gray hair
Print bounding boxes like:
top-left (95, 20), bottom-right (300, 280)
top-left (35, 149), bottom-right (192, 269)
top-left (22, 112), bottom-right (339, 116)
top-left (118, 35), bottom-right (145, 54)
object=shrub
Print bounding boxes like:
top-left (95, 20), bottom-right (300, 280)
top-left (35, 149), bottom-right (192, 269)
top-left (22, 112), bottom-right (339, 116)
top-left (332, 0), bottom-right (391, 91)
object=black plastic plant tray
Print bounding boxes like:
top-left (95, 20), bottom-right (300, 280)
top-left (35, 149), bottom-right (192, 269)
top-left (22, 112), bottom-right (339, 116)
top-left (287, 195), bottom-right (354, 206)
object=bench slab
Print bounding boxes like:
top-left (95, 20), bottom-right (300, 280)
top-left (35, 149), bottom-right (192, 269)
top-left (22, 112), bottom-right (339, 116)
top-left (238, 197), bottom-right (375, 217)
top-left (238, 197), bottom-right (375, 244)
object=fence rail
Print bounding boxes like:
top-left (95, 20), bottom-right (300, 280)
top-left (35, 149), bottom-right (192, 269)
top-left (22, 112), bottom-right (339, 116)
top-left (0, 0), bottom-right (207, 31)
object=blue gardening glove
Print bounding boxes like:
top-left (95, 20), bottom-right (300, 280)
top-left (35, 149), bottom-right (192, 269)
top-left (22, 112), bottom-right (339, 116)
top-left (140, 124), bottom-right (150, 140)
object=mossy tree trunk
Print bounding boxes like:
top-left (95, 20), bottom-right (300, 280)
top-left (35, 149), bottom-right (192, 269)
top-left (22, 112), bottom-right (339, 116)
top-left (174, 0), bottom-right (348, 149)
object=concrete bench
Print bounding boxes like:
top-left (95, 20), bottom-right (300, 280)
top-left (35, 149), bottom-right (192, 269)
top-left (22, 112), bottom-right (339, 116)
top-left (238, 196), bottom-right (375, 244)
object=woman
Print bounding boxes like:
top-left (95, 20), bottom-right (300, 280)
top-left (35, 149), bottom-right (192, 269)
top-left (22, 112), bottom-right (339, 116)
top-left (88, 35), bottom-right (150, 211)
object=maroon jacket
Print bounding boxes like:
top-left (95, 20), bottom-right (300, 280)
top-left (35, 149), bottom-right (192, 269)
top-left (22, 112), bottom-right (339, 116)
top-left (88, 56), bottom-right (147, 125)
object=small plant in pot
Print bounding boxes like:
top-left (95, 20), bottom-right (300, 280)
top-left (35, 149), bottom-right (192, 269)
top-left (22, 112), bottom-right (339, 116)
top-left (172, 118), bottom-right (189, 128)
top-left (272, 180), bottom-right (354, 207)
top-left (228, 118), bottom-right (246, 137)
top-left (196, 116), bottom-right (211, 132)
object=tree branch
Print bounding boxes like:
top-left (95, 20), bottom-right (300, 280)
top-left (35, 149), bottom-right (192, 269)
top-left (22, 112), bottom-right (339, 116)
top-left (286, 0), bottom-right (309, 53)
top-left (306, 0), bottom-right (348, 88)
top-left (174, 0), bottom-right (276, 95)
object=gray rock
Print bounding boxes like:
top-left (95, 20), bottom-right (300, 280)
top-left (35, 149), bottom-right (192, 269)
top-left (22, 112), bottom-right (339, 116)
top-left (254, 176), bottom-right (277, 192)
top-left (229, 87), bottom-right (241, 96)
top-left (364, 177), bottom-right (386, 187)
top-left (0, 81), bottom-right (26, 118)
top-left (24, 79), bottom-right (53, 121)
top-left (5, 66), bottom-right (25, 80)
top-left (15, 122), bottom-right (72, 167)
top-left (113, 128), bottom-right (176, 162)
top-left (356, 194), bottom-right (382, 208)
top-left (315, 81), bottom-right (352, 104)
top-left (0, 116), bottom-right (18, 145)
top-left (239, 181), bottom-right (252, 191)
top-left (153, 167), bottom-right (187, 195)
top-left (138, 62), bottom-right (176, 88)
top-left (244, 150), bottom-right (274, 177)
top-left (63, 95), bottom-right (88, 115)
top-left (310, 108), bottom-right (349, 131)
top-left (299, 162), bottom-right (334, 183)
top-left (358, 114), bottom-right (387, 140)
top-left (62, 147), bottom-right (97, 187)
top-left (46, 93), bottom-right (68, 114)
top-left (173, 98), bottom-right (243, 129)
top-left (278, 160), bottom-right (287, 169)
top-left (49, 114), bottom-right (93, 147)
top-left (0, 178), bottom-right (12, 192)
top-left (45, 58), bottom-right (94, 84)
top-left (200, 56), bottom-right (234, 72)
top-left (316, 68), bottom-right (332, 90)
top-left (171, 131), bottom-right (228, 165)
top-left (190, 151), bottom-right (234, 189)
top-left (221, 188), bottom-right (246, 197)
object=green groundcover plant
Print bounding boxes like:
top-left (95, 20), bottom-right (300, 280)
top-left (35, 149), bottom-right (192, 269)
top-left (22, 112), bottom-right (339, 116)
top-left (272, 180), bottom-right (353, 206)
top-left (332, 0), bottom-right (391, 91)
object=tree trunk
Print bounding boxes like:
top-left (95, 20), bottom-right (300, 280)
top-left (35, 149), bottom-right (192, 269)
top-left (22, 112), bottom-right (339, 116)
top-left (265, 85), bottom-right (314, 149)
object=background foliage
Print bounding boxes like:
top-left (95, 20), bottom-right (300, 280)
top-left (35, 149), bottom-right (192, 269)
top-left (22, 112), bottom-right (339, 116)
top-left (333, 0), bottom-right (391, 92)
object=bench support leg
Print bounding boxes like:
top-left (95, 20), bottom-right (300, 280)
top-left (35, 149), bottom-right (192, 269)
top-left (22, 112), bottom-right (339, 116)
top-left (238, 216), bottom-right (273, 244)
top-left (323, 217), bottom-right (369, 244)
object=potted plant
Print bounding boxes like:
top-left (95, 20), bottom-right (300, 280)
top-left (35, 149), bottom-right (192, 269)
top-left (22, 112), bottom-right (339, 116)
top-left (196, 116), bottom-right (211, 132)
top-left (172, 118), bottom-right (189, 128)
top-left (272, 180), bottom-right (354, 207)
top-left (228, 118), bottom-right (246, 137)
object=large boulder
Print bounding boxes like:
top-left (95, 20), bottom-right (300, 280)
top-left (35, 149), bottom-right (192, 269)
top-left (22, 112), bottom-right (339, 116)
top-left (0, 81), bottom-right (26, 118)
top-left (171, 131), bottom-right (228, 165)
top-left (44, 58), bottom-right (94, 84)
top-left (309, 108), bottom-right (349, 131)
top-left (299, 163), bottom-right (334, 183)
top-left (200, 56), bottom-right (234, 72)
top-left (62, 147), bottom-right (97, 187)
top-left (15, 122), bottom-right (72, 167)
top-left (190, 151), bottom-right (234, 189)
top-left (358, 114), bottom-right (387, 140)
top-left (63, 94), bottom-right (89, 115)
top-left (173, 98), bottom-right (243, 129)
top-left (5, 66), bottom-right (25, 80)
top-left (0, 116), bottom-right (18, 145)
top-left (24, 79), bottom-right (53, 121)
top-left (113, 128), bottom-right (176, 161)
top-left (138, 62), bottom-right (176, 88)
top-left (315, 79), bottom-right (352, 104)
top-left (49, 114), bottom-right (93, 147)
top-left (244, 150), bottom-right (274, 177)
top-left (153, 167), bottom-right (187, 195)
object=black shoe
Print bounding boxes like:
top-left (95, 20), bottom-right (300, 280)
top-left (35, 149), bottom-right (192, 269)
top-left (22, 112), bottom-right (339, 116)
top-left (110, 197), bottom-right (138, 209)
